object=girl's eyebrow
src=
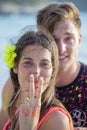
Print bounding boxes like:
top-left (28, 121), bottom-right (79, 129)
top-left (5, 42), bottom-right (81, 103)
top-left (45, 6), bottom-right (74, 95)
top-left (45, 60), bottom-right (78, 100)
top-left (41, 59), bottom-right (51, 62)
top-left (22, 56), bottom-right (51, 62)
top-left (22, 57), bottom-right (33, 60)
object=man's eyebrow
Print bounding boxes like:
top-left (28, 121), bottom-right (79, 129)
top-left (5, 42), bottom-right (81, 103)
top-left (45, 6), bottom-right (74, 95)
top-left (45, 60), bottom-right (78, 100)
top-left (65, 32), bottom-right (74, 35)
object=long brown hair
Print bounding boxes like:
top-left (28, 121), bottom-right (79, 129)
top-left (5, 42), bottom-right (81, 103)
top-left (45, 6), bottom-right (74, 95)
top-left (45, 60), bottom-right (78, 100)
top-left (8, 28), bottom-right (64, 129)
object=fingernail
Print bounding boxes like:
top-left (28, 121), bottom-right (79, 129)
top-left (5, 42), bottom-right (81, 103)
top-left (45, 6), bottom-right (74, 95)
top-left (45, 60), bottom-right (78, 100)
top-left (40, 76), bottom-right (43, 81)
top-left (30, 74), bottom-right (34, 78)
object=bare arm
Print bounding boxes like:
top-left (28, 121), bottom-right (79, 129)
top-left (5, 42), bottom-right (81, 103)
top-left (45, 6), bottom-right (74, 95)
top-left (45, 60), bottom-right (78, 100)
top-left (39, 110), bottom-right (72, 130)
top-left (0, 78), bottom-right (14, 130)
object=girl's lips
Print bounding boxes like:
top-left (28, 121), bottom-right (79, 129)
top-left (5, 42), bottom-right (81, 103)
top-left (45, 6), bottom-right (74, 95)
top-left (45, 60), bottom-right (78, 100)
top-left (34, 81), bottom-right (39, 87)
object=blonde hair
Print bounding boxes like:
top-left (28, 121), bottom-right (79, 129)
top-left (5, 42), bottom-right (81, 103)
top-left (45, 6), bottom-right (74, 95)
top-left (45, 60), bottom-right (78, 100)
top-left (37, 2), bottom-right (81, 33)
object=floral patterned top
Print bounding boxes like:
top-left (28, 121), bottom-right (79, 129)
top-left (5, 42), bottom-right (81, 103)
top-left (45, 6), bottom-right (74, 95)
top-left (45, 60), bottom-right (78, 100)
top-left (55, 62), bottom-right (87, 127)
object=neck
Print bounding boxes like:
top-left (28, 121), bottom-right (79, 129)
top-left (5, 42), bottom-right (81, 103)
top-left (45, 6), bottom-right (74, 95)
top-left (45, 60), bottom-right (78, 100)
top-left (56, 62), bottom-right (81, 87)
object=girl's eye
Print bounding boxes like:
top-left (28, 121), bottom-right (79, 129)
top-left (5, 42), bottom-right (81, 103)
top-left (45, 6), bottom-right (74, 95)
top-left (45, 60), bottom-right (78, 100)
top-left (41, 62), bottom-right (52, 69)
top-left (23, 61), bottom-right (33, 67)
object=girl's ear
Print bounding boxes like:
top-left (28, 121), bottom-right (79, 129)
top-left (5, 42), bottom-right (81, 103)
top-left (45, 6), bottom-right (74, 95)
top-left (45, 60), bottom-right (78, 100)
top-left (13, 64), bottom-right (18, 74)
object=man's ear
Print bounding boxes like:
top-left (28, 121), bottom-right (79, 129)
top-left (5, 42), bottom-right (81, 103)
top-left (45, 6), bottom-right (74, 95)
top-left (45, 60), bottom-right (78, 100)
top-left (13, 65), bottom-right (18, 74)
top-left (78, 33), bottom-right (82, 48)
top-left (79, 33), bottom-right (82, 44)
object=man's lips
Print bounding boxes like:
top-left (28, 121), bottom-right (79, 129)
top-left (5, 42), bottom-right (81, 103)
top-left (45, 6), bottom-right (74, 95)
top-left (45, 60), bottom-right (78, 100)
top-left (59, 55), bottom-right (68, 61)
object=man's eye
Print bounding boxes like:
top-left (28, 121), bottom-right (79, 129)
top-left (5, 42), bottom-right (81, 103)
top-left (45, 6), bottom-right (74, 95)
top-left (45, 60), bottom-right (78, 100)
top-left (65, 37), bottom-right (73, 41)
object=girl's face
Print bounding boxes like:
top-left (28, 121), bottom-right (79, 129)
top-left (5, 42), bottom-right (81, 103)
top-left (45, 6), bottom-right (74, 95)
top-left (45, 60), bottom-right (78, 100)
top-left (14, 45), bottom-right (53, 97)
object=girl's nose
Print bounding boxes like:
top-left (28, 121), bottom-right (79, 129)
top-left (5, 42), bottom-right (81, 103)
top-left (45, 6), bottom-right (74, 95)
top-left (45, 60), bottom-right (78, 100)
top-left (34, 65), bottom-right (40, 75)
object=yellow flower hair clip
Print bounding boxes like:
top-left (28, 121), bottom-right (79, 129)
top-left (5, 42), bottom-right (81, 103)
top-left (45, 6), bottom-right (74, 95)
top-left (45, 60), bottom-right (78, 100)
top-left (3, 44), bottom-right (17, 68)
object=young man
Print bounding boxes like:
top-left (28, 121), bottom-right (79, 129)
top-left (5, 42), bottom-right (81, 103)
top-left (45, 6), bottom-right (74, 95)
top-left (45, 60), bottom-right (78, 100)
top-left (37, 2), bottom-right (87, 130)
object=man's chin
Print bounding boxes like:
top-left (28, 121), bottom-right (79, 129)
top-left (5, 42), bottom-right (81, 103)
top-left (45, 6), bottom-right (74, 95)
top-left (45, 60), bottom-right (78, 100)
top-left (59, 63), bottom-right (69, 72)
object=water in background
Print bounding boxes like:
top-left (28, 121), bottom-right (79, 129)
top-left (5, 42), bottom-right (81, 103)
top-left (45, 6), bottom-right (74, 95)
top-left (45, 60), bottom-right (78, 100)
top-left (0, 12), bottom-right (87, 108)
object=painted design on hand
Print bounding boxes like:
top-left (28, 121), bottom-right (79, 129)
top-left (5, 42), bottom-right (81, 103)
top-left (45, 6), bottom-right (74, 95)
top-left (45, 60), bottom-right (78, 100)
top-left (22, 108), bottom-right (30, 117)
top-left (32, 107), bottom-right (40, 119)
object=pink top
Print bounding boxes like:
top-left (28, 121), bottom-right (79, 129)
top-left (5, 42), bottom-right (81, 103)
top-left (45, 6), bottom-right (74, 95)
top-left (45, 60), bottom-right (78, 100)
top-left (3, 106), bottom-right (73, 130)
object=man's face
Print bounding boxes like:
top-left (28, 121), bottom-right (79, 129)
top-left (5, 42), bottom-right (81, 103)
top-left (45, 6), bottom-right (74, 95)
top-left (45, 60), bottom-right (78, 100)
top-left (52, 19), bottom-right (82, 72)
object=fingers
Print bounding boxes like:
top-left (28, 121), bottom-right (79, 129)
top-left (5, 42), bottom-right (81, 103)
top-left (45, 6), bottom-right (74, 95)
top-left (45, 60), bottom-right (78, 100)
top-left (30, 74), bottom-right (35, 99)
top-left (37, 76), bottom-right (43, 99)
top-left (29, 74), bottom-right (43, 99)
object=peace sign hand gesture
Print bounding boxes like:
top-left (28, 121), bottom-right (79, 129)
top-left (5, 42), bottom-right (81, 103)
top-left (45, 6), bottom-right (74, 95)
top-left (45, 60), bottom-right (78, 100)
top-left (19, 74), bottom-right (43, 130)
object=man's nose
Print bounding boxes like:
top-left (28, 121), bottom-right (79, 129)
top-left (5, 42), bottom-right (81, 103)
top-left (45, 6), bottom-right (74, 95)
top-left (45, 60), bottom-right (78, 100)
top-left (58, 41), bottom-right (66, 54)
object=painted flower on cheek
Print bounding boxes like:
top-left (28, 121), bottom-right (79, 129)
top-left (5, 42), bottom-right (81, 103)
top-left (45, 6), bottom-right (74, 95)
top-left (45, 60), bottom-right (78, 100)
top-left (3, 44), bottom-right (17, 68)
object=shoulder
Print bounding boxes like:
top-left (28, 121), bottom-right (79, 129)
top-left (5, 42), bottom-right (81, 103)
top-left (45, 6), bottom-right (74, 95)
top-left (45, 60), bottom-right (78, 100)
top-left (1, 77), bottom-right (14, 108)
top-left (0, 78), bottom-right (14, 129)
top-left (80, 62), bottom-right (87, 71)
top-left (39, 109), bottom-right (71, 130)
top-left (2, 78), bottom-right (14, 96)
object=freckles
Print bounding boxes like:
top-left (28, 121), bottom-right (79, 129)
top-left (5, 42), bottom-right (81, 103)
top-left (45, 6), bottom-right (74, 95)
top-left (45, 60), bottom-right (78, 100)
top-left (21, 67), bottom-right (28, 73)
top-left (44, 71), bottom-right (52, 78)
top-left (19, 68), bottom-right (30, 78)
top-left (44, 71), bottom-right (52, 82)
